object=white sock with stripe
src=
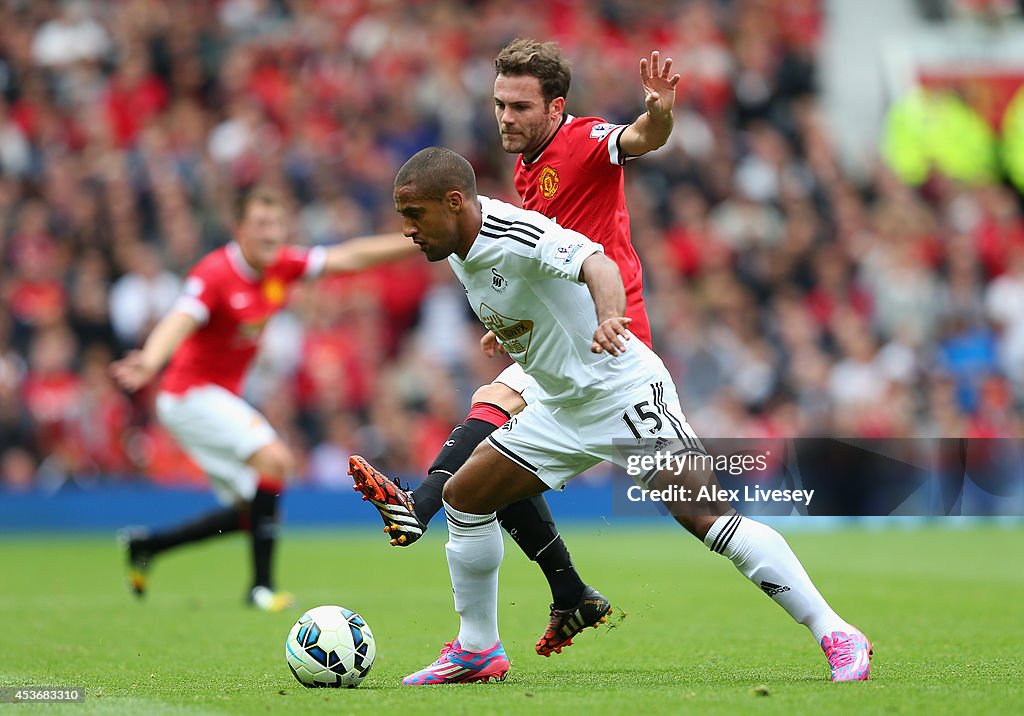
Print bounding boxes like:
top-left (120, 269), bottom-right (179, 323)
top-left (443, 500), bottom-right (503, 653)
top-left (704, 513), bottom-right (853, 642)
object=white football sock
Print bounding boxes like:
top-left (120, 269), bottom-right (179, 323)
top-left (705, 513), bottom-right (853, 642)
top-left (443, 499), bottom-right (504, 652)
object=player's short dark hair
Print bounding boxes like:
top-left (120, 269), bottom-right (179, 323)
top-left (235, 185), bottom-right (285, 223)
top-left (494, 38), bottom-right (571, 106)
top-left (394, 147), bottom-right (477, 200)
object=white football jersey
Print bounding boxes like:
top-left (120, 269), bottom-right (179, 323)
top-left (448, 196), bottom-right (665, 405)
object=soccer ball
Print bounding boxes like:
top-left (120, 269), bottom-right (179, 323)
top-left (285, 605), bottom-right (376, 688)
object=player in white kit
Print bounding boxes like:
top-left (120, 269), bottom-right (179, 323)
top-left (356, 147), bottom-right (872, 686)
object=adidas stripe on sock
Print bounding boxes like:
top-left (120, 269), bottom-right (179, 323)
top-left (704, 512), bottom-right (854, 642)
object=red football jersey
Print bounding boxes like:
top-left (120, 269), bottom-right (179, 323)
top-left (161, 242), bottom-right (325, 396)
top-left (514, 114), bottom-right (652, 347)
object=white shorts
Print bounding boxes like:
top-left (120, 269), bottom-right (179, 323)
top-left (156, 385), bottom-right (278, 504)
top-left (493, 362), bottom-right (540, 404)
top-left (487, 367), bottom-right (703, 491)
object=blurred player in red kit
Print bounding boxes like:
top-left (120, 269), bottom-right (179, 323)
top-left (112, 186), bottom-right (416, 610)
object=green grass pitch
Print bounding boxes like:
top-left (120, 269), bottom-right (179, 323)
top-left (1, 523), bottom-right (1021, 714)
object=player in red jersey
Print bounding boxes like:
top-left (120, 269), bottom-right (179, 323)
top-left (503, 57), bottom-right (668, 348)
top-left (350, 39), bottom-right (680, 654)
top-left (112, 186), bottom-right (417, 610)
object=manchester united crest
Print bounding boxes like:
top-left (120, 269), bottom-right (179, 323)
top-left (262, 277), bottom-right (286, 306)
top-left (539, 166), bottom-right (559, 199)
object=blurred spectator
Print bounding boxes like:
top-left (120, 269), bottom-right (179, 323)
top-left (305, 410), bottom-right (360, 490)
top-left (68, 246), bottom-right (117, 350)
top-left (103, 47), bottom-right (168, 148)
top-left (827, 316), bottom-right (889, 413)
top-left (31, 0), bottom-right (110, 69)
top-left (0, 97), bottom-right (31, 177)
top-left (108, 241), bottom-right (181, 349)
top-left (73, 343), bottom-right (132, 475)
top-left (6, 200), bottom-right (66, 341)
top-left (0, 311), bottom-right (32, 463)
top-left (1, 446), bottom-right (37, 491)
top-left (985, 244), bottom-right (1024, 388)
top-left (20, 323), bottom-right (81, 469)
top-left (412, 265), bottom-right (477, 374)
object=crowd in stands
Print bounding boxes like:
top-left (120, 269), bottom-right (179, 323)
top-left (2, 0), bottom-right (1023, 493)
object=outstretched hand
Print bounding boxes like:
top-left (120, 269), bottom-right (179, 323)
top-left (592, 317), bottom-right (632, 356)
top-left (110, 351), bottom-right (157, 393)
top-left (640, 51), bottom-right (680, 118)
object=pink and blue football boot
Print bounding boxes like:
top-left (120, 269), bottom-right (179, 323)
top-left (402, 640), bottom-right (510, 686)
top-left (820, 630), bottom-right (873, 682)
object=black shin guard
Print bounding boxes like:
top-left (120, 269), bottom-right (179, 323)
top-left (411, 472), bottom-right (449, 526)
top-left (249, 488), bottom-right (280, 590)
top-left (498, 494), bottom-right (586, 609)
top-left (140, 505), bottom-right (243, 555)
top-left (413, 414), bottom-right (507, 525)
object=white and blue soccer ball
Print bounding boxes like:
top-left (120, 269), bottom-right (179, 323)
top-left (285, 605), bottom-right (376, 688)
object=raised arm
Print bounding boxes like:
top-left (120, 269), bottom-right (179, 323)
top-left (579, 252), bottom-right (631, 356)
top-left (617, 50), bottom-right (681, 159)
top-left (110, 310), bottom-right (199, 392)
top-left (322, 233), bottom-right (419, 275)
